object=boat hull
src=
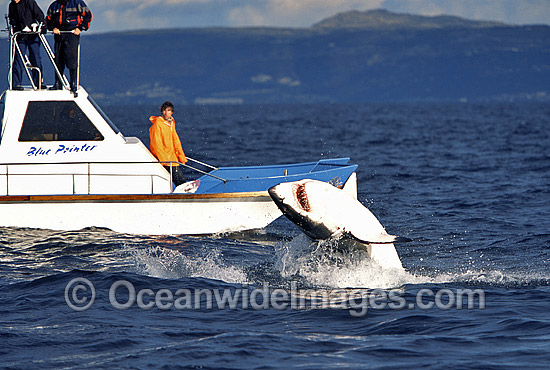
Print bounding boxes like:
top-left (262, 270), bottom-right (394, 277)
top-left (0, 192), bottom-right (280, 235)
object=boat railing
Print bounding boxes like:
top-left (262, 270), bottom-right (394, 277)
top-left (0, 160), bottom-right (227, 196)
top-left (186, 157), bottom-right (218, 171)
top-left (1, 161), bottom-right (169, 196)
top-left (309, 160), bottom-right (353, 173)
top-left (5, 19), bottom-right (73, 92)
top-left (180, 158), bottom-right (227, 183)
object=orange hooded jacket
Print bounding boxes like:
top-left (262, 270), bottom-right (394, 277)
top-left (149, 115), bottom-right (187, 165)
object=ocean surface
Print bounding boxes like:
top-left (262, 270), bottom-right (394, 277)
top-left (1, 102), bottom-right (549, 369)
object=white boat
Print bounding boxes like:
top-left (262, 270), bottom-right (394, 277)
top-left (0, 30), bottom-right (357, 235)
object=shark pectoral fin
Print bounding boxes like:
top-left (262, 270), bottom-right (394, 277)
top-left (342, 172), bottom-right (357, 199)
top-left (350, 231), bottom-right (412, 244)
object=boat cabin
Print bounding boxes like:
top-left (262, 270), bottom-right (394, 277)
top-left (0, 30), bottom-right (174, 196)
top-left (0, 88), bottom-right (174, 196)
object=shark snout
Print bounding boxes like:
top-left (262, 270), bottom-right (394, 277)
top-left (268, 185), bottom-right (284, 204)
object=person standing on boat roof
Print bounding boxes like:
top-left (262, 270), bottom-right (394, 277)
top-left (46, 0), bottom-right (92, 92)
top-left (8, 0), bottom-right (45, 90)
top-left (149, 101), bottom-right (188, 187)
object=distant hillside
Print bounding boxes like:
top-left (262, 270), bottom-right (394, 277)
top-left (313, 9), bottom-right (506, 29)
top-left (1, 9), bottom-right (548, 104)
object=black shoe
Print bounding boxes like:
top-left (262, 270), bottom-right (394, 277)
top-left (38, 84), bottom-right (48, 90)
top-left (12, 86), bottom-right (24, 91)
top-left (49, 84), bottom-right (61, 90)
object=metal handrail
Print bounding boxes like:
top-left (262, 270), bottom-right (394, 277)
top-left (38, 31), bottom-right (71, 90)
top-left (7, 24), bottom-right (72, 91)
top-left (0, 160), bottom-right (228, 195)
top-left (167, 161), bottom-right (227, 183)
top-left (186, 156), bottom-right (219, 171)
top-left (1, 160), bottom-right (172, 195)
top-left (0, 160), bottom-right (227, 181)
top-left (11, 35), bottom-right (36, 89)
top-left (0, 160), bottom-right (175, 167)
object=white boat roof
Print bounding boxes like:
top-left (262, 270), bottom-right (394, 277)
top-left (1, 87), bottom-right (122, 144)
top-left (0, 86), bottom-right (158, 164)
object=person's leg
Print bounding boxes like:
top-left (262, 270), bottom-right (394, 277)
top-left (163, 165), bottom-right (186, 187)
top-left (27, 36), bottom-right (43, 87)
top-left (12, 40), bottom-right (27, 88)
top-left (64, 34), bottom-right (80, 92)
top-left (172, 166), bottom-right (187, 187)
top-left (69, 69), bottom-right (78, 92)
top-left (51, 35), bottom-right (64, 89)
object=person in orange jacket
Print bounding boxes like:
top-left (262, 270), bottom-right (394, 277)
top-left (149, 101), bottom-right (188, 186)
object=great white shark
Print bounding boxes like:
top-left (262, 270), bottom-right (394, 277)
top-left (268, 175), bottom-right (410, 269)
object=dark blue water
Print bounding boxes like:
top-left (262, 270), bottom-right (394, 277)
top-left (1, 102), bottom-right (549, 369)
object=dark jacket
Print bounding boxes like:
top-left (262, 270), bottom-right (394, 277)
top-left (8, 0), bottom-right (44, 33)
top-left (46, 0), bottom-right (92, 32)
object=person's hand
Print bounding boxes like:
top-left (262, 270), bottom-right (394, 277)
top-left (73, 28), bottom-right (81, 36)
top-left (53, 28), bottom-right (60, 35)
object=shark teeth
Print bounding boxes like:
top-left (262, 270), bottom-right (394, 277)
top-left (294, 183), bottom-right (311, 212)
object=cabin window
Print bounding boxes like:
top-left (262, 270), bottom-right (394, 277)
top-left (88, 95), bottom-right (121, 135)
top-left (18, 101), bottom-right (104, 141)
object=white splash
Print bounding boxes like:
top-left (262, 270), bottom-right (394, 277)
top-left (427, 269), bottom-right (550, 286)
top-left (273, 234), bottom-right (423, 289)
top-left (128, 245), bottom-right (249, 284)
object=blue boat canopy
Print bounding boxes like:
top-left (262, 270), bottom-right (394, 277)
top-left (195, 158), bottom-right (358, 194)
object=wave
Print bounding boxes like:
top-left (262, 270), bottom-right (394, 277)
top-left (2, 226), bottom-right (547, 290)
top-left (271, 234), bottom-right (550, 289)
top-left (127, 244), bottom-right (249, 284)
top-left (119, 232), bottom-right (550, 290)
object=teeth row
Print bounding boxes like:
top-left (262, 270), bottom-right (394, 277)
top-left (295, 184), bottom-right (310, 211)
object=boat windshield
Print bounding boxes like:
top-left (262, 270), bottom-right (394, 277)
top-left (19, 101), bottom-right (104, 142)
top-left (88, 95), bottom-right (122, 135)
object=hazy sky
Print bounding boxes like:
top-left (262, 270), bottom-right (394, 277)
top-left (3, 0), bottom-right (549, 34)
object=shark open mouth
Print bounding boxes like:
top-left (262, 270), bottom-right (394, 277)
top-left (294, 183), bottom-right (311, 212)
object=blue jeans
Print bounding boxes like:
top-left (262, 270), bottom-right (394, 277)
top-left (13, 35), bottom-right (42, 88)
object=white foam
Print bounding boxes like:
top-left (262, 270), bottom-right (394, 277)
top-left (426, 269), bottom-right (550, 286)
top-left (128, 245), bottom-right (249, 284)
top-left (273, 234), bottom-right (422, 289)
top-left (123, 239), bottom-right (549, 290)
top-left (270, 234), bottom-right (550, 289)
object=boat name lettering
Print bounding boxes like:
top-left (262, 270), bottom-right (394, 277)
top-left (55, 144), bottom-right (97, 154)
top-left (27, 147), bottom-right (51, 156)
top-left (27, 144), bottom-right (97, 157)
